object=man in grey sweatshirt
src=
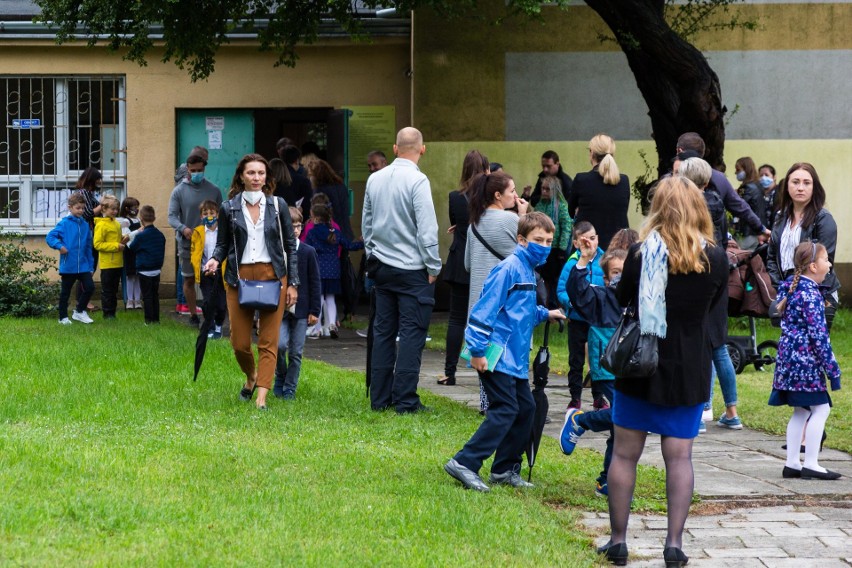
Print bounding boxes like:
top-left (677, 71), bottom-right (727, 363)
top-left (363, 127), bottom-right (441, 414)
top-left (168, 152), bottom-right (222, 324)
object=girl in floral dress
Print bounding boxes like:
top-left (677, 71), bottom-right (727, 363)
top-left (769, 241), bottom-right (841, 480)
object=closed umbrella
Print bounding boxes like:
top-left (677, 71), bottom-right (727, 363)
top-left (525, 319), bottom-right (563, 481)
top-left (193, 271), bottom-right (222, 381)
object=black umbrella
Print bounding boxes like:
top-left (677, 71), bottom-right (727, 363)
top-left (193, 271), bottom-right (222, 381)
top-left (526, 319), bottom-right (564, 481)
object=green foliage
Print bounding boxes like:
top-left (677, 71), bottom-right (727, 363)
top-left (0, 231), bottom-right (58, 317)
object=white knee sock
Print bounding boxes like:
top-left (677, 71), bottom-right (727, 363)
top-left (802, 403), bottom-right (830, 472)
top-left (785, 407), bottom-right (810, 469)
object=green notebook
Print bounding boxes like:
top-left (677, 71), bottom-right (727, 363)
top-left (460, 342), bottom-right (504, 372)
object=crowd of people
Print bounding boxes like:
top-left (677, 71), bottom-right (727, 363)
top-left (45, 126), bottom-right (842, 565)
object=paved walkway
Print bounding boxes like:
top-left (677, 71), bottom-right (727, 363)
top-left (304, 324), bottom-right (852, 566)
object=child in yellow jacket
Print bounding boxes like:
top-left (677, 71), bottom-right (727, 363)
top-left (93, 195), bottom-right (128, 319)
top-left (191, 200), bottom-right (227, 337)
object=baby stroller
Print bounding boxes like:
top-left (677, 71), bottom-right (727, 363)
top-left (726, 242), bottom-right (778, 374)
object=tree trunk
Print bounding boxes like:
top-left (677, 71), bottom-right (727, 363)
top-left (584, 0), bottom-right (726, 181)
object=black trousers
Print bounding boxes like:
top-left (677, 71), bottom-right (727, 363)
top-left (369, 260), bottom-right (435, 412)
top-left (454, 371), bottom-right (535, 475)
top-left (567, 319), bottom-right (589, 401)
top-left (139, 274), bottom-right (161, 323)
top-left (444, 282), bottom-right (470, 379)
top-left (59, 272), bottom-right (94, 319)
top-left (100, 267), bottom-right (122, 317)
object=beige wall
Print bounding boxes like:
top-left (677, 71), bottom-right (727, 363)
top-left (6, 39), bottom-right (410, 287)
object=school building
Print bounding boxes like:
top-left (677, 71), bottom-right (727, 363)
top-left (2, 1), bottom-right (850, 300)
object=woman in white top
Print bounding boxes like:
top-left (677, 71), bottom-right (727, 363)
top-left (204, 154), bottom-right (299, 410)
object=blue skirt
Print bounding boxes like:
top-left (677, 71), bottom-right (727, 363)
top-left (768, 389), bottom-right (832, 408)
top-left (612, 390), bottom-right (704, 439)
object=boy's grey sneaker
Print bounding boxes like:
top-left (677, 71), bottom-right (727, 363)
top-left (718, 414), bottom-right (743, 430)
top-left (72, 310), bottom-right (93, 324)
top-left (444, 458), bottom-right (490, 492)
top-left (489, 468), bottom-right (534, 488)
top-left (58, 318), bottom-right (72, 325)
top-left (559, 408), bottom-right (585, 455)
top-left (283, 390), bottom-right (296, 400)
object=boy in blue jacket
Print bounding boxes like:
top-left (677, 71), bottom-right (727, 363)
top-left (445, 212), bottom-right (565, 492)
top-left (274, 207), bottom-right (322, 400)
top-left (562, 241), bottom-right (626, 497)
top-left (127, 205), bottom-right (166, 324)
top-left (557, 221), bottom-right (606, 410)
top-left (46, 193), bottom-right (95, 325)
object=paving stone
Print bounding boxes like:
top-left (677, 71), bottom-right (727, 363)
top-left (705, 546), bottom-right (788, 558)
top-left (763, 526), bottom-right (847, 537)
top-left (807, 507), bottom-right (852, 521)
top-left (818, 536), bottom-right (852, 554)
top-left (743, 512), bottom-right (821, 522)
top-left (687, 559), bottom-right (766, 568)
top-left (688, 527), bottom-right (771, 538)
top-left (761, 559), bottom-right (849, 568)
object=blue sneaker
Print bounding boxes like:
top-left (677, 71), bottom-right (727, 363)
top-left (595, 481), bottom-right (608, 497)
top-left (718, 414), bottom-right (743, 430)
top-left (559, 409), bottom-right (585, 455)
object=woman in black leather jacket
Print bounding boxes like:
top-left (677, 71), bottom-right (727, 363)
top-left (766, 162), bottom-right (839, 330)
top-left (204, 153), bottom-right (299, 409)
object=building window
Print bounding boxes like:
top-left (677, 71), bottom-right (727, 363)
top-left (0, 76), bottom-right (126, 233)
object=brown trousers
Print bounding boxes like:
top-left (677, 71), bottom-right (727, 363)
top-left (225, 263), bottom-right (287, 390)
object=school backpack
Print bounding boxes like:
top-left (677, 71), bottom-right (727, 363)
top-left (726, 240), bottom-right (776, 318)
top-left (704, 182), bottom-right (727, 248)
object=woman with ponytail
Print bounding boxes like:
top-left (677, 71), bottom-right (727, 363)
top-left (568, 133), bottom-right (631, 250)
top-left (769, 241), bottom-right (841, 481)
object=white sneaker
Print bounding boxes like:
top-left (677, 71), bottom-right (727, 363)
top-left (701, 408), bottom-right (713, 423)
top-left (72, 310), bottom-right (94, 324)
top-left (356, 328), bottom-right (369, 338)
top-left (58, 318), bottom-right (72, 325)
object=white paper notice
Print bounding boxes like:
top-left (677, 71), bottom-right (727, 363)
top-left (207, 130), bottom-right (223, 150)
top-left (205, 116), bottom-right (225, 130)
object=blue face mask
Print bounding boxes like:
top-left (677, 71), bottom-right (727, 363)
top-left (759, 175), bottom-right (773, 189)
top-left (608, 273), bottom-right (622, 288)
top-left (735, 171), bottom-right (746, 182)
top-left (202, 215), bottom-right (217, 227)
top-left (524, 241), bottom-right (551, 266)
top-left (190, 172), bottom-right (205, 184)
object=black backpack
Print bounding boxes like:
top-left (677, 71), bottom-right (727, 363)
top-left (704, 182), bottom-right (727, 247)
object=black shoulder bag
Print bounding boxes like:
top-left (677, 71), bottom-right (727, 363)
top-left (600, 302), bottom-right (658, 379)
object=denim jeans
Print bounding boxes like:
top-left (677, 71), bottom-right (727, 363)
top-left (577, 380), bottom-right (614, 484)
top-left (454, 371), bottom-right (534, 476)
top-left (274, 315), bottom-right (309, 394)
top-left (706, 344), bottom-right (738, 410)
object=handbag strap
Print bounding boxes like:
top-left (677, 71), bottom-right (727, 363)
top-left (231, 199), bottom-right (242, 281)
top-left (471, 223), bottom-right (506, 261)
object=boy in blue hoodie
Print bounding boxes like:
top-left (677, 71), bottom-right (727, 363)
top-left (445, 212), bottom-right (566, 492)
top-left (46, 193), bottom-right (95, 325)
top-left (557, 221), bottom-right (606, 410)
top-left (562, 241), bottom-right (626, 497)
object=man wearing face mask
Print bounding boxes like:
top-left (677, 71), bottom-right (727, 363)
top-left (168, 151), bottom-right (222, 326)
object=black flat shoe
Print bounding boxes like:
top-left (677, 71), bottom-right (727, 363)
top-left (596, 541), bottom-right (628, 566)
top-left (437, 376), bottom-right (456, 386)
top-left (800, 467), bottom-right (841, 480)
top-left (782, 466), bottom-right (802, 479)
top-left (664, 546), bottom-right (689, 567)
top-left (239, 384), bottom-right (257, 402)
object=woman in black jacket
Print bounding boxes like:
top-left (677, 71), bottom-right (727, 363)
top-left (204, 154), bottom-right (299, 410)
top-left (733, 156), bottom-right (766, 251)
top-left (438, 150), bottom-right (489, 386)
top-left (568, 133), bottom-right (631, 250)
top-left (766, 162), bottom-right (839, 331)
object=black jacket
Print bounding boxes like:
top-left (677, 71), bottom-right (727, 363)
top-left (274, 165), bottom-right (313, 222)
top-left (738, 182), bottom-right (766, 238)
top-left (529, 167), bottom-right (573, 207)
top-left (213, 195), bottom-right (299, 288)
top-left (766, 208), bottom-right (839, 295)
top-left (442, 190), bottom-right (471, 286)
top-left (568, 167), bottom-right (631, 251)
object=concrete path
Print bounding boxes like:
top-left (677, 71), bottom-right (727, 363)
top-left (304, 325), bottom-right (852, 566)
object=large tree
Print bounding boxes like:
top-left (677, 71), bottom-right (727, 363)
top-left (35, 0), bottom-right (747, 179)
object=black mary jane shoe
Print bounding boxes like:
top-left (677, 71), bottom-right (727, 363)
top-left (437, 376), bottom-right (456, 386)
top-left (782, 466), bottom-right (802, 479)
top-left (596, 541), bottom-right (628, 566)
top-left (239, 383), bottom-right (257, 402)
top-left (800, 467), bottom-right (841, 480)
top-left (664, 546), bottom-right (689, 567)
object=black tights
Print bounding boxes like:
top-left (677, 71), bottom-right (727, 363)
top-left (607, 426), bottom-right (695, 549)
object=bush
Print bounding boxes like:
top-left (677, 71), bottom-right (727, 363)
top-left (0, 231), bottom-right (59, 317)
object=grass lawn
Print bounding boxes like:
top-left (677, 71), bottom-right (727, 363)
top-left (422, 310), bottom-right (852, 453)
top-left (0, 313), bottom-right (668, 566)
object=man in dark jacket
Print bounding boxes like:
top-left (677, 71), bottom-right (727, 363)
top-left (524, 150), bottom-right (573, 206)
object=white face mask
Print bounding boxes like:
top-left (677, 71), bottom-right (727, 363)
top-left (242, 190), bottom-right (263, 206)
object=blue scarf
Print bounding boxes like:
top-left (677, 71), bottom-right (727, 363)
top-left (639, 230), bottom-right (668, 338)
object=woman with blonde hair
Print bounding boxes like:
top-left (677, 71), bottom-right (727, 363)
top-left (595, 176), bottom-right (728, 566)
top-left (568, 133), bottom-right (631, 250)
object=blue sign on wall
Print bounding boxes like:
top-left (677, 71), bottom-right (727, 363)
top-left (12, 119), bottom-right (42, 129)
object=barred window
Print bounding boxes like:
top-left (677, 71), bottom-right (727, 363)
top-left (0, 76), bottom-right (126, 232)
